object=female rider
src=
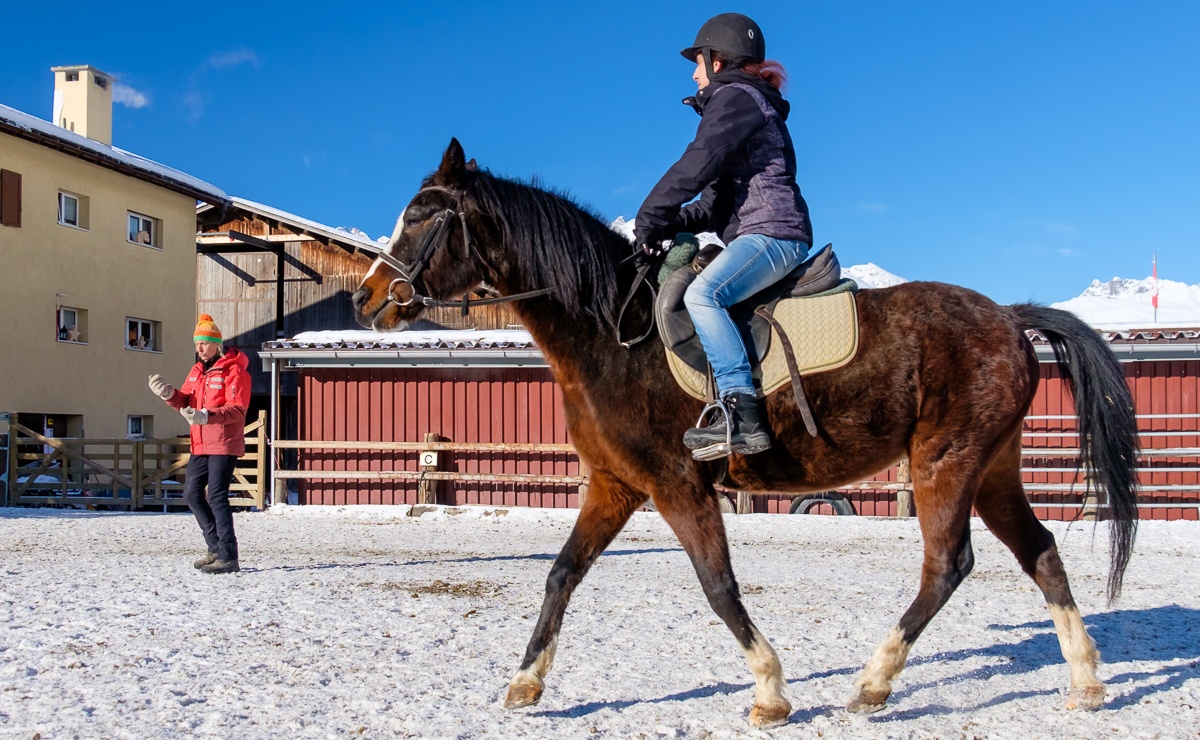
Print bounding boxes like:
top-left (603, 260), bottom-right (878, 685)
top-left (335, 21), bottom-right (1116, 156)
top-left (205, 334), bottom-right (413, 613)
top-left (635, 13), bottom-right (813, 455)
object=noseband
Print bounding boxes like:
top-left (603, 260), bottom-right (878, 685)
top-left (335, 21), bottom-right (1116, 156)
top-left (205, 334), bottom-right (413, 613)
top-left (376, 185), bottom-right (552, 315)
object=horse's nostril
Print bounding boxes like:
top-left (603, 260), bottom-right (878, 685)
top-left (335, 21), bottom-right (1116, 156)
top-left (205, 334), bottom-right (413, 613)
top-left (351, 288), bottom-right (368, 310)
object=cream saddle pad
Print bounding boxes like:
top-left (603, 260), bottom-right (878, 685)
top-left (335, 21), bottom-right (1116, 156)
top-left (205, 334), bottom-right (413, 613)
top-left (666, 288), bottom-right (859, 401)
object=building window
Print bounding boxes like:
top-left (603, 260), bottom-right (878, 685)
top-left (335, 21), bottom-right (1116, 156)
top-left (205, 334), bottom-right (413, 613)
top-left (58, 191), bottom-right (89, 229)
top-left (127, 416), bottom-right (152, 439)
top-left (94, 76), bottom-right (108, 90)
top-left (65, 71), bottom-right (79, 82)
top-left (56, 306), bottom-right (87, 343)
top-left (59, 192), bottom-right (78, 226)
top-left (126, 317), bottom-right (160, 352)
top-left (128, 212), bottom-right (159, 247)
top-left (0, 169), bottom-right (21, 228)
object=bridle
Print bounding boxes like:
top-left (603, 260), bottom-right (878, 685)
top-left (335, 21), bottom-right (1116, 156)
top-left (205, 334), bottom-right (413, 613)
top-left (375, 185), bottom-right (553, 315)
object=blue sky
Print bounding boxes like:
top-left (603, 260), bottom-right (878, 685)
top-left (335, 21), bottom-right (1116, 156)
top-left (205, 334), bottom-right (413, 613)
top-left (2, 1), bottom-right (1196, 304)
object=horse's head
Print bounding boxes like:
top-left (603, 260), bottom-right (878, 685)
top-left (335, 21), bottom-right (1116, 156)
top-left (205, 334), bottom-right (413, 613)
top-left (353, 138), bottom-right (487, 331)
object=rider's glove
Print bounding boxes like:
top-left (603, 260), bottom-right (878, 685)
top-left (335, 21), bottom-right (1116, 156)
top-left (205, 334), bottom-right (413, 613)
top-left (639, 237), bottom-right (672, 258)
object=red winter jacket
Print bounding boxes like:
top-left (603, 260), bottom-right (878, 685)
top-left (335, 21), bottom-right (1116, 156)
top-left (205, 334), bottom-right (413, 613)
top-left (167, 348), bottom-right (252, 456)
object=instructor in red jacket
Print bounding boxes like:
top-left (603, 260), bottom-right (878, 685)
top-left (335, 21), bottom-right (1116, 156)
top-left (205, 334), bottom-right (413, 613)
top-left (148, 314), bottom-right (251, 574)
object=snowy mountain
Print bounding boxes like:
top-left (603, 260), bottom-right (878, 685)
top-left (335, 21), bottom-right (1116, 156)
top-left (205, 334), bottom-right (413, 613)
top-left (841, 263), bottom-right (907, 289)
top-left (1050, 277), bottom-right (1200, 330)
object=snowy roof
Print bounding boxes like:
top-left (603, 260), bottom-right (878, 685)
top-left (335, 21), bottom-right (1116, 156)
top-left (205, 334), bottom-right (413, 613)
top-left (0, 101), bottom-right (227, 205)
top-left (1026, 327), bottom-right (1200, 360)
top-left (199, 197), bottom-right (387, 252)
top-left (260, 329), bottom-right (545, 368)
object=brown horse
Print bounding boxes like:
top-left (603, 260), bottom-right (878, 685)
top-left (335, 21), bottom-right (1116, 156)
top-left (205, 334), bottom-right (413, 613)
top-left (352, 139), bottom-right (1139, 727)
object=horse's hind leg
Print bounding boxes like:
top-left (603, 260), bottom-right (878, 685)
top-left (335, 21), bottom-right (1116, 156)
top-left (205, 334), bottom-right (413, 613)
top-left (973, 438), bottom-right (1104, 710)
top-left (847, 453), bottom-right (978, 714)
top-left (504, 471), bottom-right (646, 709)
top-left (655, 483), bottom-right (791, 728)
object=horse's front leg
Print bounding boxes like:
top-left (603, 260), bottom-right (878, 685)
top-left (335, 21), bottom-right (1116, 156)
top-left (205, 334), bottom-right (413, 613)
top-left (655, 483), bottom-right (791, 728)
top-left (504, 471), bottom-right (645, 709)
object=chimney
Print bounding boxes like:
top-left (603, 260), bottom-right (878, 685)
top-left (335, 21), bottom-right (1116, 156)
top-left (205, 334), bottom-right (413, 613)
top-left (51, 65), bottom-right (113, 146)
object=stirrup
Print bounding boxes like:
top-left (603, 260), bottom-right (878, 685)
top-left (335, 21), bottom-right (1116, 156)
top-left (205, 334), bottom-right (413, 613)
top-left (691, 399), bottom-right (734, 461)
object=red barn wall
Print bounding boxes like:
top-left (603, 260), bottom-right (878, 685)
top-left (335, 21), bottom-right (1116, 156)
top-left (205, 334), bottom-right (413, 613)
top-left (299, 367), bottom-right (580, 507)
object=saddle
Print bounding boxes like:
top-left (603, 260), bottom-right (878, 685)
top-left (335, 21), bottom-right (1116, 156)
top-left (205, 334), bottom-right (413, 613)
top-left (654, 243), bottom-right (860, 436)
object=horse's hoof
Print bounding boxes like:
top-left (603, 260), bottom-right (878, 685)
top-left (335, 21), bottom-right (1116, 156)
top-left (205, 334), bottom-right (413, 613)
top-left (1065, 685), bottom-right (1105, 711)
top-left (846, 688), bottom-right (890, 714)
top-left (749, 701), bottom-right (792, 728)
top-left (504, 680), bottom-right (543, 709)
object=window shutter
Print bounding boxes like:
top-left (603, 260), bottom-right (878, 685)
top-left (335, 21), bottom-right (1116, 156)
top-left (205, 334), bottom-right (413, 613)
top-left (0, 170), bottom-right (21, 228)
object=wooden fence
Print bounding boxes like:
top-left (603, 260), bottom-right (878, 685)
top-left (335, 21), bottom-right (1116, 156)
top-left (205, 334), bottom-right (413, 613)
top-left (3, 411), bottom-right (268, 510)
top-left (272, 436), bottom-right (587, 507)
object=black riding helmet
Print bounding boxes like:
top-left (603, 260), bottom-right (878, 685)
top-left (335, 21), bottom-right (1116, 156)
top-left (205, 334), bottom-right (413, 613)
top-left (680, 13), bottom-right (766, 75)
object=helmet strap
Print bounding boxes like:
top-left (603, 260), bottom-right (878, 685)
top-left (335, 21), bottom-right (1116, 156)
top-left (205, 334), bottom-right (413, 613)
top-left (702, 48), bottom-right (718, 80)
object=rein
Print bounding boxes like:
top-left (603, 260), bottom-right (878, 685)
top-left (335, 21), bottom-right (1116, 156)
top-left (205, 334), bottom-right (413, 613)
top-left (378, 185), bottom-right (553, 316)
top-left (616, 256), bottom-right (658, 348)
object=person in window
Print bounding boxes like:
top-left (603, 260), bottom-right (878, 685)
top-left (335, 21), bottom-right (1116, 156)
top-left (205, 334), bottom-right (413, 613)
top-left (147, 314), bottom-right (250, 574)
top-left (634, 13), bottom-right (812, 456)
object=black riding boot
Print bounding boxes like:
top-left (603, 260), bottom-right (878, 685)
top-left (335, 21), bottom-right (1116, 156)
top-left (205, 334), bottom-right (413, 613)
top-left (682, 392), bottom-right (772, 456)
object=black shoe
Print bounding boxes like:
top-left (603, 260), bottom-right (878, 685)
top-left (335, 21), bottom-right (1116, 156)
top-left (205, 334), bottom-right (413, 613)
top-left (193, 552), bottom-right (218, 569)
top-left (200, 559), bottom-right (240, 574)
top-left (682, 392), bottom-right (772, 456)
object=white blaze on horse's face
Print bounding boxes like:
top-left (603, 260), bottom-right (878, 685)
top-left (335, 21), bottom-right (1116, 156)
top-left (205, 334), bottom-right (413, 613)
top-left (362, 208), bottom-right (408, 284)
top-left (387, 208), bottom-right (406, 248)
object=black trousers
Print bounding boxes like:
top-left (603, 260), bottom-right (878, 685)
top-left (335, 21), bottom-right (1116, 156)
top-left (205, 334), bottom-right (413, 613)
top-left (184, 454), bottom-right (239, 561)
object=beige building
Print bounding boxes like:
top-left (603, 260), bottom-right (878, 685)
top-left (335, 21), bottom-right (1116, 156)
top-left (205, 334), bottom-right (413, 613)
top-left (0, 65), bottom-right (228, 441)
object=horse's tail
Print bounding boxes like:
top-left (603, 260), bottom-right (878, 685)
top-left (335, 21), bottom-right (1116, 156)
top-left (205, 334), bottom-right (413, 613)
top-left (1012, 303), bottom-right (1140, 602)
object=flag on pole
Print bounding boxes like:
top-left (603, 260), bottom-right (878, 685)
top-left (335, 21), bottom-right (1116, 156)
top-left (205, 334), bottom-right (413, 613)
top-left (1151, 253), bottom-right (1159, 321)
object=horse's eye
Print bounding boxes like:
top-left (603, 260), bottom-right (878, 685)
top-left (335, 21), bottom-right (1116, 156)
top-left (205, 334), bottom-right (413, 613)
top-left (406, 216), bottom-right (425, 229)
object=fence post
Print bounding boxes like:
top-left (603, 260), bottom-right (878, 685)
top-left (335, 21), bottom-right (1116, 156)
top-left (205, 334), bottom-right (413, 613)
top-left (736, 490), bottom-right (753, 514)
top-left (132, 440), bottom-right (144, 509)
top-left (576, 458), bottom-right (589, 509)
top-left (1, 413), bottom-right (11, 506)
top-left (254, 410), bottom-right (267, 509)
top-left (896, 458), bottom-right (913, 518)
top-left (418, 432), bottom-right (442, 505)
top-left (1081, 466), bottom-right (1107, 521)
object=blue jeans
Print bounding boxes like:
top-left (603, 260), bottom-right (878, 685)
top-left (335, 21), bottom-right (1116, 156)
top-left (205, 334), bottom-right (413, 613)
top-left (683, 234), bottom-right (810, 397)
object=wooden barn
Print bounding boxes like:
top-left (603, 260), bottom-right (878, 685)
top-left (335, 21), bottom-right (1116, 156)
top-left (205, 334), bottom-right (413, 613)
top-left (261, 325), bottom-right (1200, 520)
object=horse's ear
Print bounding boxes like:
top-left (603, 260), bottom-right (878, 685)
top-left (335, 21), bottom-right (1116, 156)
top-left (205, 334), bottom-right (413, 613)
top-left (466, 158), bottom-right (478, 172)
top-left (436, 138), bottom-right (467, 185)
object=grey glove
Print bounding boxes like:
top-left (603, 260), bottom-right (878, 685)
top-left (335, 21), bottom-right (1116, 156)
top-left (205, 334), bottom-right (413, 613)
top-left (148, 374), bottom-right (174, 400)
top-left (180, 407), bottom-right (209, 426)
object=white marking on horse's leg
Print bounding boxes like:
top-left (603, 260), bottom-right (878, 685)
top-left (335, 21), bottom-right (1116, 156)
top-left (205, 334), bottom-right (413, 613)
top-left (744, 626), bottom-right (791, 727)
top-left (504, 636), bottom-right (557, 708)
top-left (1048, 604), bottom-right (1105, 709)
top-left (848, 627), bottom-right (910, 713)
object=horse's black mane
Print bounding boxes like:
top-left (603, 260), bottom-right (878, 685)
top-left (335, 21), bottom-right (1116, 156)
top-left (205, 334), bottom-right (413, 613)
top-left (464, 170), bottom-right (630, 332)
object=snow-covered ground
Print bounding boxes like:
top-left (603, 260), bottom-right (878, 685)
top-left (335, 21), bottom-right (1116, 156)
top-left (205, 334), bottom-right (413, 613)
top-left (2, 505), bottom-right (1197, 738)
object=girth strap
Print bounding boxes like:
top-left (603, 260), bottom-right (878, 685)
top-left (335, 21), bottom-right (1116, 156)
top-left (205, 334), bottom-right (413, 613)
top-left (754, 306), bottom-right (819, 438)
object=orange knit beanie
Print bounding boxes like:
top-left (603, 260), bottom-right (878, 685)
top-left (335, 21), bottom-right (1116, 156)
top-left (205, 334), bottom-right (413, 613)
top-left (194, 314), bottom-right (223, 344)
